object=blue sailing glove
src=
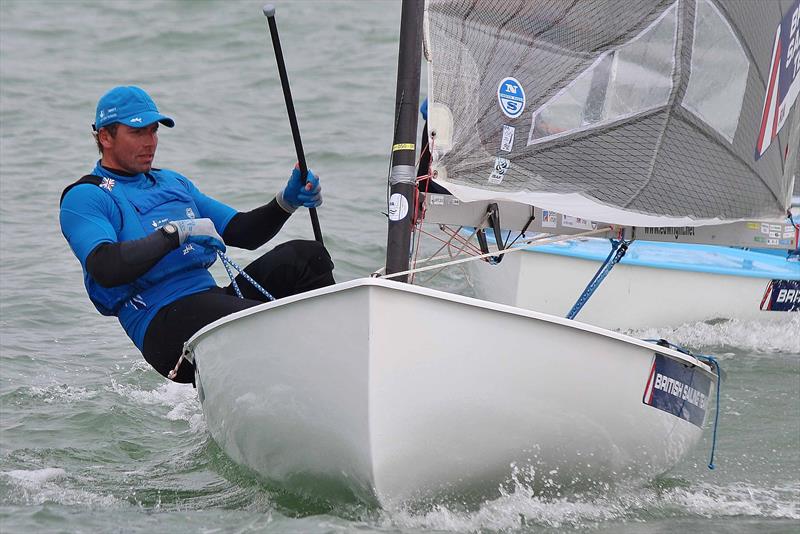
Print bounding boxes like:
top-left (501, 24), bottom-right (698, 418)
top-left (277, 165), bottom-right (323, 212)
top-left (420, 97), bottom-right (428, 121)
top-left (171, 218), bottom-right (226, 252)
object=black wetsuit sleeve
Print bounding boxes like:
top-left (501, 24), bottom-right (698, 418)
top-left (86, 230), bottom-right (179, 287)
top-left (222, 198), bottom-right (291, 250)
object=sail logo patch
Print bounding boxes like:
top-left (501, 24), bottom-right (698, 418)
top-left (497, 77), bottom-right (526, 119)
top-left (489, 157), bottom-right (509, 184)
top-left (541, 210), bottom-right (558, 228)
top-left (500, 125), bottom-right (515, 152)
top-left (760, 279), bottom-right (800, 311)
top-left (388, 193), bottom-right (409, 221)
top-left (643, 353), bottom-right (712, 428)
top-left (561, 215), bottom-right (594, 230)
top-left (755, 0), bottom-right (800, 159)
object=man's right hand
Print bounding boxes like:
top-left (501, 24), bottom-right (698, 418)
top-left (171, 218), bottom-right (226, 252)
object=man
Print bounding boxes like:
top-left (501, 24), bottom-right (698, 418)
top-left (60, 86), bottom-right (334, 383)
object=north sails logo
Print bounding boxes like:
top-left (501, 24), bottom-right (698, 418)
top-left (129, 117), bottom-right (143, 123)
top-left (99, 177), bottom-right (115, 190)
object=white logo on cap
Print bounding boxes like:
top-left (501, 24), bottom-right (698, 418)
top-left (129, 117), bottom-right (142, 123)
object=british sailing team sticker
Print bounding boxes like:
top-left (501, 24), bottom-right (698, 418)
top-left (388, 193), bottom-right (408, 221)
top-left (497, 77), bottom-right (526, 119)
top-left (760, 279), bottom-right (800, 311)
top-left (643, 353), bottom-right (712, 427)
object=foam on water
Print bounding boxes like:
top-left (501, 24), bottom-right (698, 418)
top-left (387, 479), bottom-right (799, 532)
top-left (629, 314), bottom-right (800, 354)
top-left (105, 379), bottom-right (205, 432)
top-left (26, 384), bottom-right (97, 404)
top-left (2, 468), bottom-right (117, 507)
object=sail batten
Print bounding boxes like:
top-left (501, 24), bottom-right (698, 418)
top-left (426, 0), bottom-right (800, 227)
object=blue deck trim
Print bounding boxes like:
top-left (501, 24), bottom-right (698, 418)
top-left (518, 238), bottom-right (799, 279)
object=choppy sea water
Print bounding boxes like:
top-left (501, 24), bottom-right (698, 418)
top-left (1, 1), bottom-right (798, 532)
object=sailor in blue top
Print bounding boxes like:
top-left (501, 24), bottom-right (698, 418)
top-left (60, 86), bottom-right (334, 383)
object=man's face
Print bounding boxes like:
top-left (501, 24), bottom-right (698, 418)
top-left (100, 123), bottom-right (159, 174)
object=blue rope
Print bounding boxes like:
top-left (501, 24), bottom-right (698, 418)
top-left (566, 239), bottom-right (629, 320)
top-left (696, 354), bottom-right (722, 470)
top-left (217, 251), bottom-right (276, 302)
top-left (644, 338), bottom-right (723, 470)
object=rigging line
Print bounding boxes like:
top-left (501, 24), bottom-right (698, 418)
top-left (414, 220), bottom-right (488, 260)
top-left (699, 354), bottom-right (722, 470)
top-left (439, 229), bottom-right (566, 264)
top-left (416, 226), bottom-right (483, 285)
top-left (565, 239), bottom-right (630, 320)
top-left (443, 225), bottom-right (484, 256)
top-left (377, 227), bottom-right (613, 280)
top-left (411, 228), bottom-right (583, 269)
top-left (217, 251), bottom-right (276, 302)
top-left (430, 220), bottom-right (485, 254)
top-left (409, 163), bottom-right (434, 283)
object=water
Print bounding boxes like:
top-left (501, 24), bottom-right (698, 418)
top-left (1, 1), bottom-right (798, 532)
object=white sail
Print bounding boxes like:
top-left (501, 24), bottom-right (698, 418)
top-left (426, 0), bottom-right (800, 227)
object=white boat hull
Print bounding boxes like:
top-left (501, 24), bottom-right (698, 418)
top-left (468, 248), bottom-right (797, 330)
top-left (186, 278), bottom-right (716, 508)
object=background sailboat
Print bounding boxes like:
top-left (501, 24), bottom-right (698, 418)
top-left (466, 230), bottom-right (799, 330)
top-left (421, 0), bottom-right (799, 329)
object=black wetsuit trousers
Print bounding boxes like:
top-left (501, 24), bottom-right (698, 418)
top-left (142, 239), bottom-right (335, 383)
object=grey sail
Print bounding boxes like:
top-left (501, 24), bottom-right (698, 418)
top-left (426, 0), bottom-right (800, 227)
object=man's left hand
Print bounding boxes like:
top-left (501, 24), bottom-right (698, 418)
top-left (279, 165), bottom-right (323, 211)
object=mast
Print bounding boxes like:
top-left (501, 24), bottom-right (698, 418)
top-left (385, 0), bottom-right (424, 282)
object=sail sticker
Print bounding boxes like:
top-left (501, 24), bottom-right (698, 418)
top-left (561, 215), bottom-right (594, 230)
top-left (500, 125), bottom-right (515, 152)
top-left (392, 143), bottom-right (415, 152)
top-left (755, 0), bottom-right (799, 160)
top-left (541, 210), bottom-right (558, 228)
top-left (497, 77), bottom-right (526, 119)
top-left (643, 353), bottom-right (712, 428)
top-left (643, 227), bottom-right (696, 239)
top-left (388, 193), bottom-right (409, 221)
top-left (489, 157), bottom-right (509, 184)
top-left (760, 279), bottom-right (800, 311)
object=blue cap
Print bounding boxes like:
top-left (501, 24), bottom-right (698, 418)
top-left (94, 86), bottom-right (175, 130)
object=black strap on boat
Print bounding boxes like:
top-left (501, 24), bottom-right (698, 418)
top-left (503, 211), bottom-right (537, 249)
top-left (477, 202), bottom-right (504, 264)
